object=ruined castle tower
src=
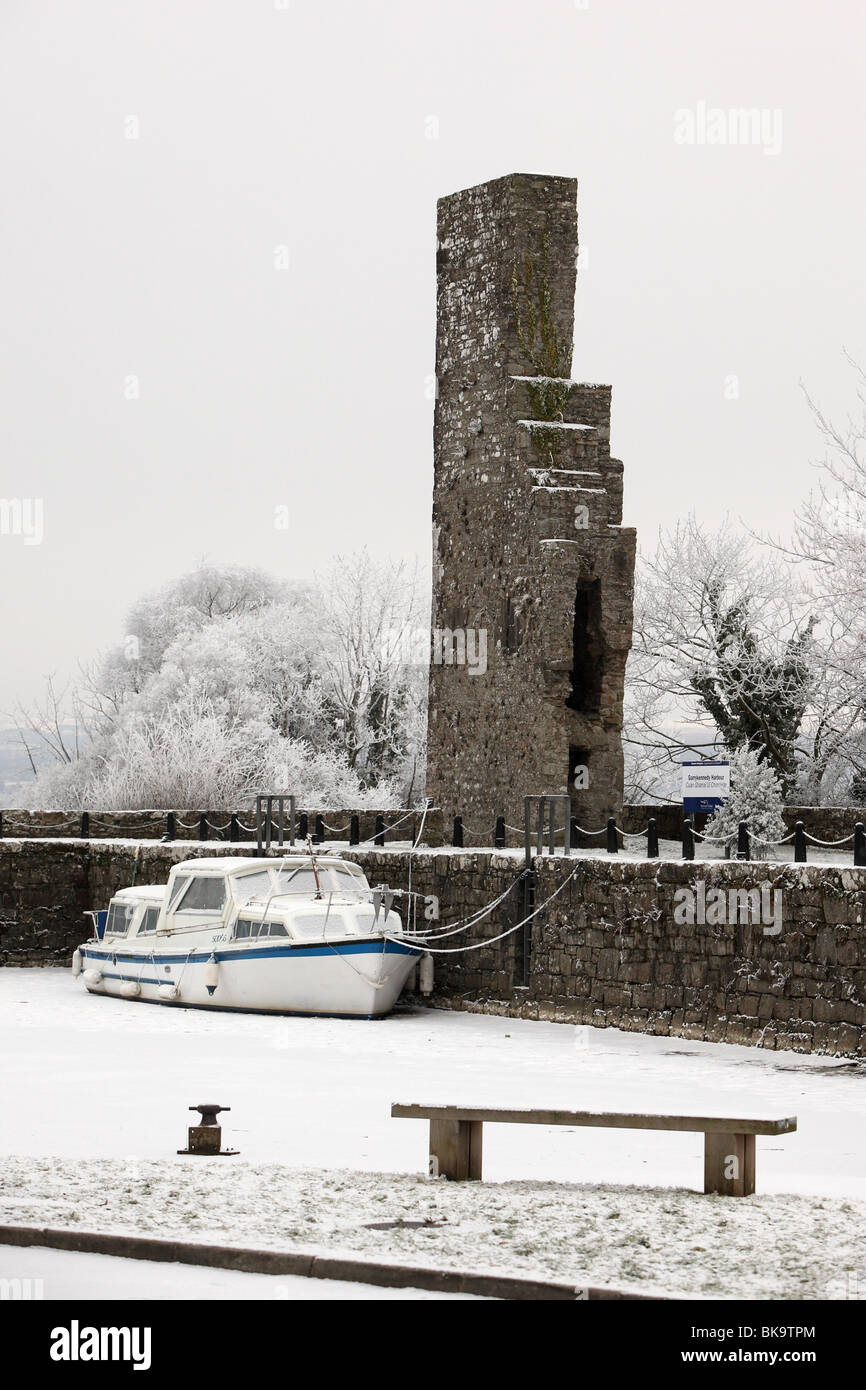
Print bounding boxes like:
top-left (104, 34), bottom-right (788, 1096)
top-left (426, 173), bottom-right (636, 835)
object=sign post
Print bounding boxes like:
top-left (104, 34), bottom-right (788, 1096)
top-left (681, 760), bottom-right (730, 816)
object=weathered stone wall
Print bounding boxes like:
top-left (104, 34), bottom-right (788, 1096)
top-left (3, 840), bottom-right (866, 1057)
top-left (426, 172), bottom-right (636, 836)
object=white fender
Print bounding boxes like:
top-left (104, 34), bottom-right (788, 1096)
top-left (71, 949), bottom-right (82, 978)
top-left (419, 953), bottom-right (434, 996)
top-left (205, 956), bottom-right (220, 991)
top-left (82, 969), bottom-right (103, 988)
top-left (157, 983), bottom-right (179, 1001)
top-left (119, 980), bottom-right (141, 998)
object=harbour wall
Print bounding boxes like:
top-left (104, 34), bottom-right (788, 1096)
top-left (2, 839), bottom-right (866, 1056)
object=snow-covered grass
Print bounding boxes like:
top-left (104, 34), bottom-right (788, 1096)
top-left (1, 1158), bottom-right (863, 1300)
top-left (3, 971), bottom-right (866, 1298)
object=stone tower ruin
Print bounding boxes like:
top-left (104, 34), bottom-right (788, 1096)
top-left (426, 172), bottom-right (636, 836)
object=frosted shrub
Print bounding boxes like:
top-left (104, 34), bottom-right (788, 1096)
top-left (704, 745), bottom-right (786, 859)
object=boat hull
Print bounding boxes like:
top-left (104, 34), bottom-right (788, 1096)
top-left (78, 938), bottom-right (421, 1019)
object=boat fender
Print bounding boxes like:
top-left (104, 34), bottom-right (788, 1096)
top-left (158, 983), bottom-right (179, 1001)
top-left (419, 953), bottom-right (434, 996)
top-left (71, 949), bottom-right (82, 978)
top-left (205, 955), bottom-right (220, 995)
top-left (119, 980), bottom-right (141, 998)
top-left (82, 969), bottom-right (103, 988)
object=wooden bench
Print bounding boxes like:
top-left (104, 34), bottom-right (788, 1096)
top-left (391, 1104), bottom-right (798, 1197)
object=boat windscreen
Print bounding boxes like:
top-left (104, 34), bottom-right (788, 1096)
top-left (232, 864), bottom-right (367, 903)
top-left (105, 900), bottom-right (136, 937)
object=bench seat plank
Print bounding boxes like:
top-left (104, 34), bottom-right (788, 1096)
top-left (391, 1104), bottom-right (796, 1136)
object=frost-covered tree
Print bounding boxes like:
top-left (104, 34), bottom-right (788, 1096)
top-left (689, 586), bottom-right (815, 799)
top-left (320, 551), bottom-right (429, 787)
top-left (624, 516), bottom-right (814, 802)
top-left (16, 556), bottom-right (427, 810)
top-left (704, 745), bottom-right (787, 859)
top-left (762, 355), bottom-right (866, 803)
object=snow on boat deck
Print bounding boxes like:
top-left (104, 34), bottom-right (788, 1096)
top-left (2, 971), bottom-right (865, 1298)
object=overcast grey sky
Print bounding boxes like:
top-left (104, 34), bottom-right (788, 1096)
top-left (1, 0), bottom-right (865, 712)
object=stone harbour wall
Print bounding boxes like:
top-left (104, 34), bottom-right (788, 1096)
top-left (2, 840), bottom-right (866, 1056)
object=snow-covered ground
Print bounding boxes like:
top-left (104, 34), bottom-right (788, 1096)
top-left (0, 1246), bottom-right (485, 1300)
top-left (2, 970), bottom-right (865, 1298)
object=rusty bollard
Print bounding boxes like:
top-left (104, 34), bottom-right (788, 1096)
top-left (177, 1104), bottom-right (238, 1156)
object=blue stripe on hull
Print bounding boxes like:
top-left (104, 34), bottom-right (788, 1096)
top-left (82, 940), bottom-right (421, 966)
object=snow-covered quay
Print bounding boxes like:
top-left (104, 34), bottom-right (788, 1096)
top-left (2, 971), bottom-right (866, 1299)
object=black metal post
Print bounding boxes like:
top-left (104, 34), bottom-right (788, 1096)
top-left (80, 812), bottom-right (90, 838)
top-left (166, 812), bottom-right (175, 842)
top-left (855, 822), bottom-right (866, 868)
top-left (350, 814), bottom-right (360, 846)
top-left (794, 821), bottom-right (807, 863)
top-left (452, 815), bottom-right (463, 848)
top-left (606, 817), bottom-right (618, 854)
top-left (314, 814), bottom-right (325, 844)
top-left (570, 815), bottom-right (579, 847)
top-left (737, 820), bottom-right (750, 861)
top-left (548, 803), bottom-right (556, 856)
top-left (298, 812), bottom-right (308, 841)
top-left (647, 818), bottom-right (659, 859)
top-left (494, 816), bottom-right (505, 849)
top-left (199, 813), bottom-right (208, 841)
top-left (374, 814), bottom-right (385, 847)
top-left (682, 820), bottom-right (694, 861)
top-left (230, 812), bottom-right (240, 843)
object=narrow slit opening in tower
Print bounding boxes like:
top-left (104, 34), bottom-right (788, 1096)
top-left (567, 579), bottom-right (603, 714)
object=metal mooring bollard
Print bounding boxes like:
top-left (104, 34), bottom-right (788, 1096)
top-left (177, 1104), bottom-right (239, 1157)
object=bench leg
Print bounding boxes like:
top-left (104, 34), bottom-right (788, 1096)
top-left (429, 1119), bottom-right (483, 1180)
top-left (704, 1132), bottom-right (755, 1196)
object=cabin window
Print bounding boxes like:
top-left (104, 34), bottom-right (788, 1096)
top-left (278, 869), bottom-right (326, 896)
top-left (233, 918), bottom-right (289, 940)
top-left (105, 901), bottom-right (135, 937)
top-left (175, 877), bottom-right (226, 912)
top-left (168, 875), bottom-right (190, 908)
top-left (138, 907), bottom-right (159, 935)
top-left (232, 870), bottom-right (273, 902)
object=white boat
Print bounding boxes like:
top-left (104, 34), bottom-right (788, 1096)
top-left (72, 854), bottom-right (423, 1019)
